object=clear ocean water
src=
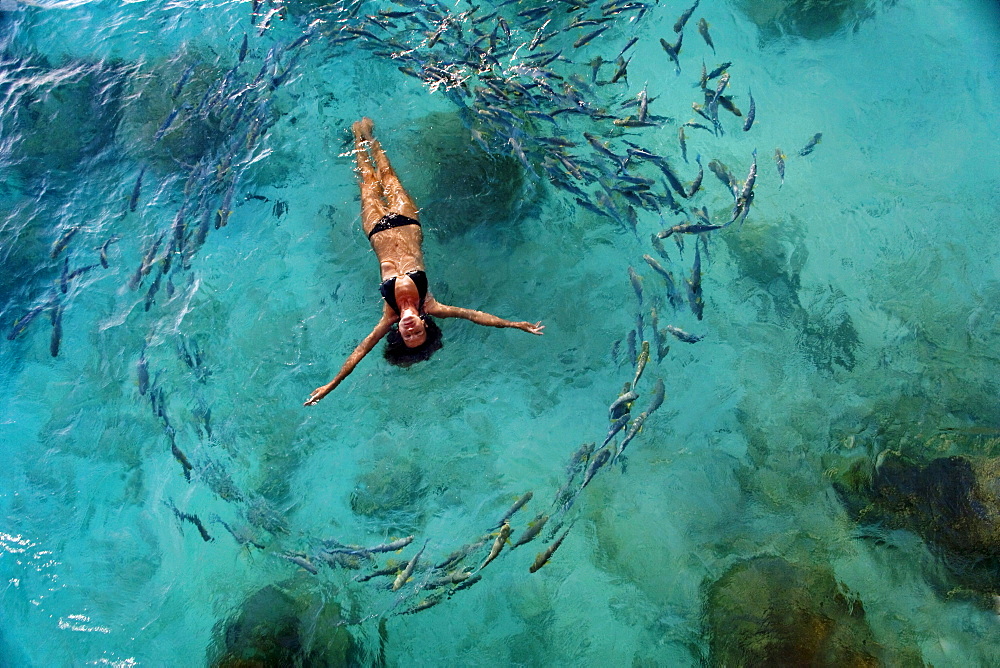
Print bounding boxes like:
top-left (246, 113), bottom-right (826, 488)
top-left (1, 0), bottom-right (999, 665)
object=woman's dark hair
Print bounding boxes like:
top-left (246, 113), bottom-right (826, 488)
top-left (383, 315), bottom-right (443, 367)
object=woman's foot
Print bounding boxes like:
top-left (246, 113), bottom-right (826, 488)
top-left (357, 117), bottom-right (375, 140)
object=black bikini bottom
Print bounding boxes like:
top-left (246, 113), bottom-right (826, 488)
top-left (368, 212), bottom-right (420, 239)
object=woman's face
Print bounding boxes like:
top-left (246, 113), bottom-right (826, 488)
top-left (398, 313), bottom-right (427, 348)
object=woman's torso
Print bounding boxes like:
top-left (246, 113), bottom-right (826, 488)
top-left (370, 223), bottom-right (425, 281)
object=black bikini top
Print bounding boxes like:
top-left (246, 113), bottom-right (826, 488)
top-left (379, 269), bottom-right (428, 315)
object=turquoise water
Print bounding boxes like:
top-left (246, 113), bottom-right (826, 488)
top-left (1, 0), bottom-right (1000, 664)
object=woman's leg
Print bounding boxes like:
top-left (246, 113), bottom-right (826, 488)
top-left (367, 136), bottom-right (420, 220)
top-left (353, 120), bottom-right (385, 235)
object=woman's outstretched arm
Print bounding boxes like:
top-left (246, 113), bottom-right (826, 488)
top-left (426, 300), bottom-right (544, 335)
top-left (304, 317), bottom-right (394, 406)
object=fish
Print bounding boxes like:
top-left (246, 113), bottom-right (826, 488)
top-left (580, 447), bottom-right (611, 490)
top-left (172, 63), bottom-right (197, 101)
top-left (645, 377), bottom-right (666, 415)
top-left (316, 550), bottom-right (362, 570)
top-left (583, 132), bottom-right (626, 169)
top-left (717, 93), bottom-right (743, 117)
top-left (665, 324), bottom-right (703, 343)
top-left (479, 521), bottom-right (511, 570)
top-left (627, 329), bottom-right (637, 364)
top-left (659, 33), bottom-right (683, 73)
top-left (494, 491), bottom-right (533, 529)
top-left (50, 226), bottom-right (79, 259)
top-left (144, 271), bottom-right (161, 312)
top-left (49, 303), bottom-right (62, 357)
top-left (615, 380), bottom-right (666, 462)
top-left (170, 435), bottom-right (194, 481)
top-left (708, 159), bottom-right (738, 198)
top-left (328, 535), bottom-right (415, 557)
top-left (137, 351), bottom-right (149, 395)
top-left (687, 243), bottom-right (704, 320)
top-left (774, 148), bottom-right (786, 187)
top-left (603, 413), bottom-right (630, 447)
top-left (98, 235), bottom-right (119, 269)
top-left (512, 514), bottom-right (549, 549)
top-left (139, 232), bottom-right (165, 279)
top-left (281, 552), bottom-right (318, 574)
top-left (166, 499), bottom-right (213, 542)
top-left (657, 221), bottom-right (728, 238)
top-left (238, 33), bottom-right (249, 62)
top-left (214, 516), bottom-right (265, 550)
top-left (650, 233), bottom-right (671, 262)
top-left (529, 526), bottom-right (571, 573)
top-left (659, 160), bottom-right (689, 198)
top-left (129, 166), bottom-right (146, 212)
top-left (650, 307), bottom-right (668, 363)
top-left (609, 389), bottom-right (638, 420)
top-left (799, 132), bottom-right (822, 156)
top-left (686, 155), bottom-right (704, 198)
top-left (743, 89), bottom-right (756, 131)
top-left (613, 117), bottom-right (659, 128)
top-left (425, 567), bottom-right (474, 590)
top-left (528, 19), bottom-right (553, 51)
top-left (450, 573), bottom-right (483, 595)
top-left (608, 56), bottom-right (630, 84)
top-left (154, 107), bottom-right (181, 141)
top-left (354, 560), bottom-right (405, 582)
top-left (673, 0), bottom-right (699, 33)
top-left (705, 61), bottom-right (732, 82)
top-left (566, 442), bottom-right (594, 476)
top-left (641, 255), bottom-right (683, 309)
top-left (574, 25), bottom-right (609, 49)
top-left (730, 150), bottom-right (758, 225)
top-left (618, 36), bottom-right (639, 59)
top-left (391, 540), bottom-right (427, 591)
top-left (365, 536), bottom-right (415, 553)
top-left (628, 266), bottom-right (643, 304)
top-left (435, 537), bottom-right (489, 571)
top-left (632, 340), bottom-right (649, 389)
top-left (678, 125), bottom-right (688, 163)
top-left (400, 593), bottom-right (446, 615)
top-left (697, 18), bottom-right (714, 52)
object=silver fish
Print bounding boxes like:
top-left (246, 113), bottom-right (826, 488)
top-left (580, 447), bottom-right (611, 490)
top-left (479, 522), bottom-right (511, 570)
top-left (391, 540), bottom-right (427, 591)
top-left (743, 89), bottom-right (756, 132)
top-left (494, 491), bottom-right (533, 529)
top-left (673, 0), bottom-right (699, 33)
top-left (665, 324), bottom-right (702, 343)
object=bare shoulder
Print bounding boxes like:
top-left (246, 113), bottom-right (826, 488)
top-left (423, 296), bottom-right (455, 317)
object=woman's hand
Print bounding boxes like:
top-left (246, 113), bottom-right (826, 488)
top-left (517, 321), bottom-right (545, 335)
top-left (304, 384), bottom-right (332, 406)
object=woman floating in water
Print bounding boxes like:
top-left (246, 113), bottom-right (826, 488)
top-left (304, 118), bottom-right (544, 406)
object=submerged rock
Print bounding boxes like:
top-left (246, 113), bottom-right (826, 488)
top-left (210, 583), bottom-right (356, 667)
top-left (833, 448), bottom-right (1000, 595)
top-left (733, 0), bottom-right (889, 41)
top-left (401, 111), bottom-right (529, 240)
top-left (7, 55), bottom-right (125, 181)
top-left (705, 556), bottom-right (885, 667)
top-left (350, 456), bottom-right (426, 526)
top-left (721, 216), bottom-right (808, 322)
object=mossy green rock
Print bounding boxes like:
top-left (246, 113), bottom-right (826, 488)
top-left (734, 0), bottom-right (886, 41)
top-left (706, 557), bottom-right (884, 667)
top-left (402, 111), bottom-right (528, 240)
top-left (350, 456), bottom-right (425, 520)
top-left (834, 450), bottom-right (1000, 594)
top-left (211, 584), bottom-right (354, 667)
